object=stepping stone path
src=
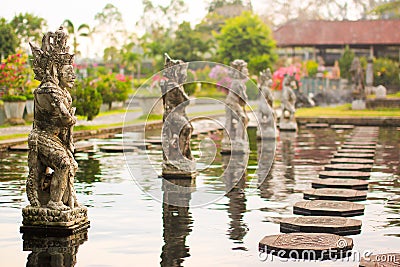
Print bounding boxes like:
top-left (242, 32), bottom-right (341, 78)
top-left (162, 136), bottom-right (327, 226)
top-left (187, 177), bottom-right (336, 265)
top-left (99, 145), bottom-right (137, 153)
top-left (259, 233), bottom-right (354, 260)
top-left (330, 157), bottom-right (374, 165)
top-left (324, 164), bottom-right (372, 172)
top-left (305, 123), bottom-right (329, 128)
top-left (337, 149), bottom-right (375, 154)
top-left (312, 178), bottom-right (369, 190)
top-left (260, 126), bottom-right (381, 261)
top-left (9, 142), bottom-right (94, 153)
top-left (319, 170), bottom-right (370, 179)
top-left (330, 124), bottom-right (355, 130)
top-left (303, 188), bottom-right (367, 201)
top-left (333, 152), bottom-right (375, 159)
top-left (280, 216), bottom-right (362, 235)
top-left (293, 200), bottom-right (365, 216)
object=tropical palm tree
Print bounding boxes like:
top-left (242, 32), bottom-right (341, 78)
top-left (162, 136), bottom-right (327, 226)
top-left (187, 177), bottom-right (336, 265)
top-left (63, 19), bottom-right (91, 56)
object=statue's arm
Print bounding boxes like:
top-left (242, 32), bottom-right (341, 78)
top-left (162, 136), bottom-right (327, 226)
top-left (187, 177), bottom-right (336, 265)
top-left (50, 93), bottom-right (76, 126)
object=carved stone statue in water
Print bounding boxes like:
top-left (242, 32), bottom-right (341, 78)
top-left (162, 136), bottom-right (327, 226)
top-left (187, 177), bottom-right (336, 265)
top-left (21, 26), bottom-right (88, 233)
top-left (279, 73), bottom-right (297, 131)
top-left (221, 59), bottom-right (249, 154)
top-left (257, 68), bottom-right (276, 139)
top-left (161, 53), bottom-right (196, 178)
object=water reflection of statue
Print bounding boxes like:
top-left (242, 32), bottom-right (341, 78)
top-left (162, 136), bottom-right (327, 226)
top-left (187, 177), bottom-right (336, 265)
top-left (22, 26), bottom-right (88, 233)
top-left (257, 139), bottom-right (276, 199)
top-left (23, 230), bottom-right (87, 267)
top-left (221, 59), bottom-right (249, 154)
top-left (279, 74), bottom-right (297, 131)
top-left (161, 53), bottom-right (196, 178)
top-left (280, 131), bottom-right (296, 187)
top-left (222, 154), bottom-right (248, 248)
top-left (160, 179), bottom-right (194, 267)
top-left (257, 68), bottom-right (276, 139)
top-left (350, 57), bottom-right (365, 100)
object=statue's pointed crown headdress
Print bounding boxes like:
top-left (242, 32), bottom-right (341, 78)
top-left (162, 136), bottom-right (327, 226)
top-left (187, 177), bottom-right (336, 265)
top-left (30, 26), bottom-right (74, 82)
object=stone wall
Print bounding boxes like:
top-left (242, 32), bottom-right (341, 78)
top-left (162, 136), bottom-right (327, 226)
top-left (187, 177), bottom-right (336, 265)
top-left (366, 98), bottom-right (400, 109)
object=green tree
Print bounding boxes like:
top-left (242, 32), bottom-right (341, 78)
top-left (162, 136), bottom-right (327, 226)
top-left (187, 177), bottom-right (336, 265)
top-left (10, 13), bottom-right (47, 49)
top-left (373, 57), bottom-right (400, 87)
top-left (169, 22), bottom-right (211, 62)
top-left (73, 78), bottom-right (102, 121)
top-left (0, 18), bottom-right (18, 59)
top-left (369, 1), bottom-right (400, 19)
top-left (62, 19), bottom-right (91, 56)
top-left (216, 11), bottom-right (277, 73)
top-left (338, 46), bottom-right (355, 81)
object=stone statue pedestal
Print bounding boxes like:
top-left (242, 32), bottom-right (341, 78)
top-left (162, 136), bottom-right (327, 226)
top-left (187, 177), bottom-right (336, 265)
top-left (351, 100), bottom-right (366, 110)
top-left (221, 139), bottom-right (249, 155)
top-left (23, 229), bottom-right (87, 266)
top-left (279, 117), bottom-right (297, 132)
top-left (20, 206), bottom-right (89, 236)
top-left (257, 121), bottom-right (277, 139)
top-left (162, 160), bottom-right (197, 179)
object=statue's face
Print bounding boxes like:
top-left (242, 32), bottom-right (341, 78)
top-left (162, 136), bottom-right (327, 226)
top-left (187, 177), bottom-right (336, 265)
top-left (59, 65), bottom-right (76, 89)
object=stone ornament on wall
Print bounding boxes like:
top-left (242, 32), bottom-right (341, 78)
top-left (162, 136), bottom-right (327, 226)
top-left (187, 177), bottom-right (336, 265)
top-left (21, 26), bottom-right (89, 234)
top-left (221, 59), bottom-right (249, 154)
top-left (161, 53), bottom-right (196, 178)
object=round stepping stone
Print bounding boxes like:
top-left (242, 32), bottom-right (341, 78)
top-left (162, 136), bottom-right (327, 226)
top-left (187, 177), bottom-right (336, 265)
top-left (319, 171), bottom-right (370, 179)
top-left (303, 188), bottom-right (367, 201)
top-left (99, 145), bottom-right (137, 153)
top-left (75, 142), bottom-right (94, 152)
top-left (337, 149), bottom-right (375, 154)
top-left (341, 144), bottom-right (376, 150)
top-left (344, 141), bottom-right (376, 146)
top-left (324, 164), bottom-right (372, 172)
top-left (334, 153), bottom-right (374, 159)
top-left (312, 178), bottom-right (369, 190)
top-left (331, 157), bottom-right (374, 165)
top-left (360, 253), bottom-right (400, 266)
top-left (259, 233), bottom-right (353, 260)
top-left (330, 125), bottom-right (354, 130)
top-left (293, 200), bottom-right (365, 217)
top-left (280, 216), bottom-right (362, 235)
top-left (145, 138), bottom-right (162, 145)
top-left (9, 144), bottom-right (29, 151)
top-left (130, 141), bottom-right (151, 150)
top-left (306, 123), bottom-right (329, 128)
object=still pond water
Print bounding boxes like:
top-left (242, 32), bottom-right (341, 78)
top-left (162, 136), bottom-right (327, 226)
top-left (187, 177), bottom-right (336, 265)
top-left (0, 126), bottom-right (399, 266)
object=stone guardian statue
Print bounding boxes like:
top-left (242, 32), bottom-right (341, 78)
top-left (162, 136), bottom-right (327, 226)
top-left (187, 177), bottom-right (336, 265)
top-left (161, 53), bottom-right (196, 178)
top-left (279, 73), bottom-right (297, 131)
top-left (257, 68), bottom-right (277, 139)
top-left (21, 26), bottom-right (89, 235)
top-left (221, 59), bottom-right (249, 154)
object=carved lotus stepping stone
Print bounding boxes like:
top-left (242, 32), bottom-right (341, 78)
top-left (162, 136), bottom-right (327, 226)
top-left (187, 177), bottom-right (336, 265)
top-left (319, 171), bottom-right (370, 179)
top-left (99, 145), bottom-right (137, 153)
top-left (312, 178), bottom-right (369, 190)
top-left (360, 253), bottom-right (400, 266)
top-left (324, 164), bottom-right (372, 172)
top-left (341, 144), bottom-right (376, 150)
top-left (344, 141), bottom-right (376, 146)
top-left (305, 123), bottom-right (329, 128)
top-left (330, 157), bottom-right (374, 165)
top-left (293, 200), bottom-right (365, 216)
top-left (334, 153), bottom-right (375, 159)
top-left (330, 124), bottom-right (355, 130)
top-left (337, 149), bottom-right (375, 154)
top-left (259, 233), bottom-right (353, 260)
top-left (303, 188), bottom-right (367, 201)
top-left (280, 216), bottom-right (362, 235)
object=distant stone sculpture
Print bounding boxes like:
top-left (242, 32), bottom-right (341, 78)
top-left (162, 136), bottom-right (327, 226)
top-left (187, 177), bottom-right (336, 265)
top-left (21, 26), bottom-right (89, 234)
top-left (161, 53), bottom-right (196, 178)
top-left (279, 73), bottom-right (297, 131)
top-left (350, 57), bottom-right (366, 110)
top-left (221, 59), bottom-right (249, 154)
top-left (257, 68), bottom-right (276, 139)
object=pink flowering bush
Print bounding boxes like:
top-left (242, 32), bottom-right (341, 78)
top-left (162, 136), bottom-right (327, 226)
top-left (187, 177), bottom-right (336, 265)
top-left (0, 52), bottom-right (30, 100)
top-left (272, 65), bottom-right (302, 90)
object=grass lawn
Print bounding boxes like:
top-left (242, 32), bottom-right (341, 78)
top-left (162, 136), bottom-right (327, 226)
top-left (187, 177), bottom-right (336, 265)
top-left (297, 104), bottom-right (400, 117)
